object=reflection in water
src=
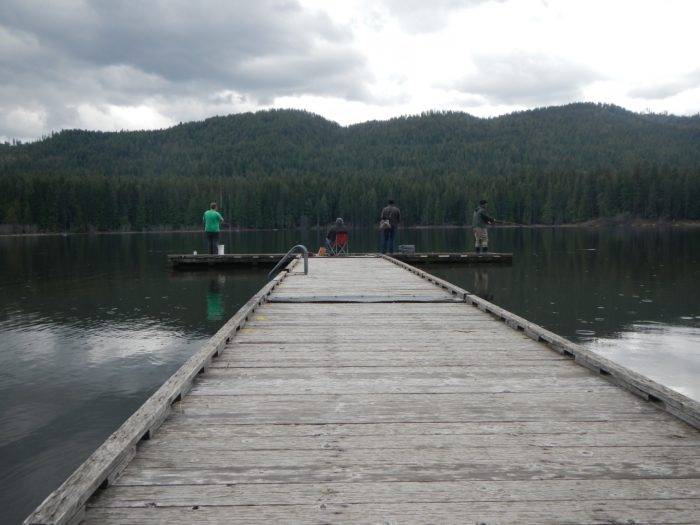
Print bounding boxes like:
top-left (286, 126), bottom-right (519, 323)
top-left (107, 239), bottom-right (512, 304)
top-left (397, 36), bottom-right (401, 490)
top-left (0, 316), bottom-right (208, 524)
top-left (0, 234), bottom-right (269, 524)
top-left (587, 322), bottom-right (700, 401)
top-left (206, 275), bottom-right (226, 321)
top-left (472, 269), bottom-right (493, 301)
top-left (0, 228), bottom-right (698, 524)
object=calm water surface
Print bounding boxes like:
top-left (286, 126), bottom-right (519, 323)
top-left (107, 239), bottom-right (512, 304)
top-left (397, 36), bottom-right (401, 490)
top-left (1, 227), bottom-right (699, 523)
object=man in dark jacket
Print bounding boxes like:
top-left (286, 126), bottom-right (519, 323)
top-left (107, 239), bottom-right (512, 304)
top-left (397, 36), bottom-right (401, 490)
top-left (473, 200), bottom-right (496, 253)
top-left (380, 200), bottom-right (401, 254)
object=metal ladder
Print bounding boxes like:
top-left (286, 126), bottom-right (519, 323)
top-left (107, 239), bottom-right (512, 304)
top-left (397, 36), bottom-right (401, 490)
top-left (268, 244), bottom-right (309, 279)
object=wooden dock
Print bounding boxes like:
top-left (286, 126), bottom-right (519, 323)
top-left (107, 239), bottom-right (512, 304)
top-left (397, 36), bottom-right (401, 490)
top-left (167, 252), bottom-right (512, 269)
top-left (26, 256), bottom-right (700, 524)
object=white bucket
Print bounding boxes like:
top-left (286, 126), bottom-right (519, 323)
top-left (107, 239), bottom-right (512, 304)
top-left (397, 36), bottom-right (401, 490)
top-left (217, 244), bottom-right (225, 255)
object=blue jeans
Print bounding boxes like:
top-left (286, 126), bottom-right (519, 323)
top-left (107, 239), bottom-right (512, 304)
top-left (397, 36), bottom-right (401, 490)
top-left (380, 227), bottom-right (396, 254)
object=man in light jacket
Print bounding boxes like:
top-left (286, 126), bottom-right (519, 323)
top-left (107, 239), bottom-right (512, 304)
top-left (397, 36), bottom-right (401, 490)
top-left (472, 199), bottom-right (496, 254)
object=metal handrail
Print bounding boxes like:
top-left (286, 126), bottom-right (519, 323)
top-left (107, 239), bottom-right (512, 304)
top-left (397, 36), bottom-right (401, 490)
top-left (268, 244), bottom-right (308, 279)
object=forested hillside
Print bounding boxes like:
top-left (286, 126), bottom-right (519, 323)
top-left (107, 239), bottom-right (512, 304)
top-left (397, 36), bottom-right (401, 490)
top-left (1, 103), bottom-right (699, 232)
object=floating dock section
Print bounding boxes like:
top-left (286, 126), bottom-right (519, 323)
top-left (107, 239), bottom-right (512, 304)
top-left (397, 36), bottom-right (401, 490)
top-left (167, 252), bottom-right (512, 269)
top-left (26, 255), bottom-right (700, 524)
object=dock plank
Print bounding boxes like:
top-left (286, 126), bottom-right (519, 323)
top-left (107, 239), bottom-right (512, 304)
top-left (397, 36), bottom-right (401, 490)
top-left (82, 500), bottom-right (700, 525)
top-left (211, 344), bottom-right (569, 368)
top-left (136, 425), bottom-right (699, 449)
top-left (168, 391), bottom-right (668, 424)
top-left (146, 418), bottom-right (700, 442)
top-left (89, 479), bottom-right (700, 508)
top-left (188, 365), bottom-right (616, 395)
top-left (85, 480), bottom-right (700, 525)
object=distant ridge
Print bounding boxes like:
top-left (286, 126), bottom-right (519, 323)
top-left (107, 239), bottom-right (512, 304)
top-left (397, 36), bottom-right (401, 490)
top-left (2, 103), bottom-right (700, 179)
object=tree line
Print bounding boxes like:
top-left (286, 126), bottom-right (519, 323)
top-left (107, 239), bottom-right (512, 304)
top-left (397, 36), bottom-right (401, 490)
top-left (0, 166), bottom-right (697, 232)
top-left (1, 103), bottom-right (699, 232)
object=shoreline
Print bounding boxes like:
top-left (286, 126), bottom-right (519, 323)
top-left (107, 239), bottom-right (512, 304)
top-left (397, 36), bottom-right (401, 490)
top-left (408, 218), bottom-right (700, 230)
top-left (1, 219), bottom-right (699, 238)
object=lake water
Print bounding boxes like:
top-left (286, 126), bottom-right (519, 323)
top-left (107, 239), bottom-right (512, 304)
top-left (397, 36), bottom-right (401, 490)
top-left (1, 227), bottom-right (699, 524)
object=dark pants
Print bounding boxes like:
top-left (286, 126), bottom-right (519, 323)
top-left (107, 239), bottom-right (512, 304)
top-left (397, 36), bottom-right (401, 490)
top-left (206, 231), bottom-right (219, 254)
top-left (380, 226), bottom-right (396, 254)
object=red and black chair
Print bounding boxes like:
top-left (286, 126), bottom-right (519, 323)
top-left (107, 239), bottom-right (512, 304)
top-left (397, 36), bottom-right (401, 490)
top-left (329, 231), bottom-right (349, 256)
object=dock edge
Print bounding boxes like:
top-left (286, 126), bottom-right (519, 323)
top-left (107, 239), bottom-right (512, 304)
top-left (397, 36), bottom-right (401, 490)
top-left (382, 254), bottom-right (700, 430)
top-left (23, 258), bottom-right (300, 525)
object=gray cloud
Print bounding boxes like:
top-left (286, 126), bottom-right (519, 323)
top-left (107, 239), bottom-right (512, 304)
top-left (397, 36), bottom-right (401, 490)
top-left (0, 0), bottom-right (372, 140)
top-left (453, 52), bottom-right (601, 105)
top-left (628, 69), bottom-right (700, 100)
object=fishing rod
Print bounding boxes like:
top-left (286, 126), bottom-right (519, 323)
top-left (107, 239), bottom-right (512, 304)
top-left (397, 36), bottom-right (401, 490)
top-left (493, 219), bottom-right (526, 226)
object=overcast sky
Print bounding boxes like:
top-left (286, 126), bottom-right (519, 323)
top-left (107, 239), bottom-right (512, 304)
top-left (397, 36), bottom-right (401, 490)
top-left (2, 0), bottom-right (699, 141)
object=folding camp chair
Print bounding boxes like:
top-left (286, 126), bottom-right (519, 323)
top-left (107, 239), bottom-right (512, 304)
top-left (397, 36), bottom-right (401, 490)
top-left (329, 231), bottom-right (349, 256)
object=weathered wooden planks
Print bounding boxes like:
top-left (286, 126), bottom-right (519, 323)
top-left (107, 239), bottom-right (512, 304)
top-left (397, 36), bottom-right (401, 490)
top-left (167, 251), bottom-right (513, 269)
top-left (189, 365), bottom-right (616, 395)
top-left (26, 255), bottom-right (700, 524)
top-left (168, 391), bottom-right (668, 424)
top-left (145, 417), bottom-right (700, 440)
top-left (394, 251), bottom-right (513, 264)
top-left (89, 478), bottom-right (700, 508)
top-left (88, 500), bottom-right (700, 525)
top-left (168, 253), bottom-right (285, 268)
top-left (209, 346), bottom-right (568, 368)
top-left (111, 445), bottom-right (700, 485)
top-left (83, 501), bottom-right (700, 525)
top-left (134, 420), bottom-right (700, 448)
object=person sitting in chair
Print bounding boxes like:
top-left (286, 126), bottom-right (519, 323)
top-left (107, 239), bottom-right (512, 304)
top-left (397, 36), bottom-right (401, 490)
top-left (325, 218), bottom-right (348, 254)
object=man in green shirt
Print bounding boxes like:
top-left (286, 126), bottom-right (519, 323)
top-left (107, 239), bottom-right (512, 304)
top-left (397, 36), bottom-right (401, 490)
top-left (203, 202), bottom-right (224, 254)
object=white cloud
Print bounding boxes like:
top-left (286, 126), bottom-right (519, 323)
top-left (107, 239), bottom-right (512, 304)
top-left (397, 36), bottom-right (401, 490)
top-left (628, 69), bottom-right (700, 100)
top-left (75, 104), bottom-right (173, 132)
top-left (376, 0), bottom-right (505, 33)
top-left (454, 52), bottom-right (602, 105)
top-left (1, 106), bottom-right (48, 140)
